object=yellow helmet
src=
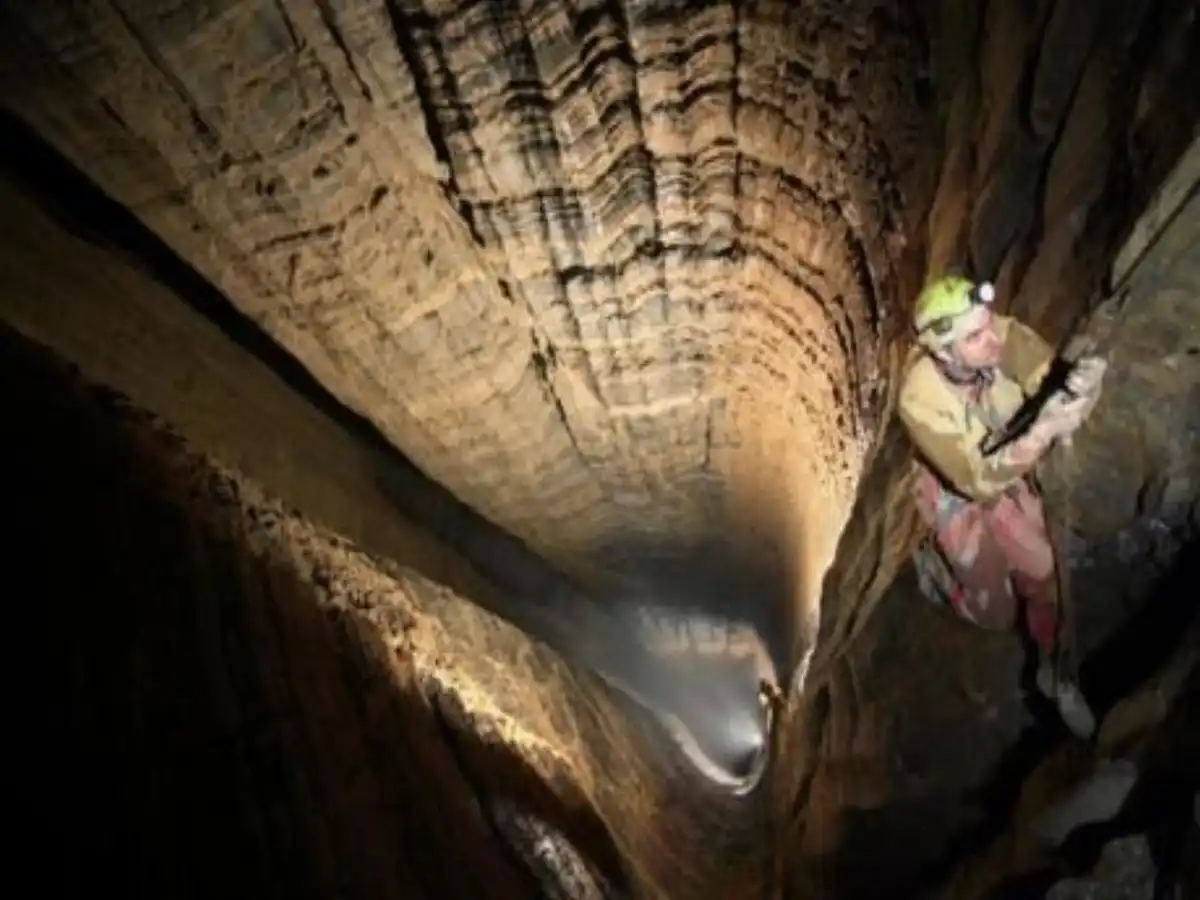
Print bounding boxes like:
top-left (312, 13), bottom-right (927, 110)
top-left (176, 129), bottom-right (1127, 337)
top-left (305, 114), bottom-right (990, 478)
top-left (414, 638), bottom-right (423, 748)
top-left (912, 276), bottom-right (995, 349)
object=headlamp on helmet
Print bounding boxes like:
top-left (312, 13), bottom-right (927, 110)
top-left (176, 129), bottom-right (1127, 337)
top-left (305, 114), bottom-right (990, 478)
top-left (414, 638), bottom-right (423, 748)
top-left (913, 276), bottom-right (996, 349)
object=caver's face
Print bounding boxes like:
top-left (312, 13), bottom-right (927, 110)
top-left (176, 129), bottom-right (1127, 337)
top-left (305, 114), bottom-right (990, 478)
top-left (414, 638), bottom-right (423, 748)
top-left (949, 308), bottom-right (1003, 370)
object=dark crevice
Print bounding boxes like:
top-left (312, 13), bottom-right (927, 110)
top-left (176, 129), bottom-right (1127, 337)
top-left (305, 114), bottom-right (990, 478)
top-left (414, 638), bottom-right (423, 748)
top-left (427, 686), bottom-right (633, 899)
top-left (425, 696), bottom-right (552, 898)
top-left (900, 538), bottom-right (1200, 899)
top-left (1078, 540), bottom-right (1200, 717)
top-left (987, 665), bottom-right (1199, 899)
top-left (384, 0), bottom-right (600, 469)
top-left (105, 0), bottom-right (222, 153)
top-left (527, 328), bottom-right (596, 465)
top-left (1058, 707), bottom-right (1198, 892)
top-left (382, 2), bottom-right (485, 244)
top-left (313, 0), bottom-right (375, 103)
top-left (898, 698), bottom-right (1071, 896)
top-left (784, 683), bottom-right (832, 824)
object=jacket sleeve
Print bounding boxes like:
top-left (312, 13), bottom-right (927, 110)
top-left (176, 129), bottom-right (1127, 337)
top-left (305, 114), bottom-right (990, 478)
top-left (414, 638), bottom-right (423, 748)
top-left (995, 314), bottom-right (1056, 394)
top-left (898, 365), bottom-right (1032, 502)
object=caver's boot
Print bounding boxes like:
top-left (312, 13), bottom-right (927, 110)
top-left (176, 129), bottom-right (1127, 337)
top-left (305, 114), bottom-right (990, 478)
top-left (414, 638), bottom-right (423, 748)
top-left (1037, 657), bottom-right (1097, 740)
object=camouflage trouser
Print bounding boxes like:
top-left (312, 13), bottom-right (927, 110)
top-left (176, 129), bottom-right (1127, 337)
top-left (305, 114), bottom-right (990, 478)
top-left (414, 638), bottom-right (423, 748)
top-left (914, 465), bottom-right (1059, 654)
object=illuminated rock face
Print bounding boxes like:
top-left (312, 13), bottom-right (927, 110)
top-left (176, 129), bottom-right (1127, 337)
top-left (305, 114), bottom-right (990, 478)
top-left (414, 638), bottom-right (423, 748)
top-left (0, 0), bottom-right (928, 652)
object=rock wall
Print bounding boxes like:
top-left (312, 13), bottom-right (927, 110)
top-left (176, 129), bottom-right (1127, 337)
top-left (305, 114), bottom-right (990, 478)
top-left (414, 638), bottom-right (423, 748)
top-left (8, 329), bottom-right (535, 900)
top-left (780, 1), bottom-right (1198, 895)
top-left (7, 322), bottom-right (783, 900)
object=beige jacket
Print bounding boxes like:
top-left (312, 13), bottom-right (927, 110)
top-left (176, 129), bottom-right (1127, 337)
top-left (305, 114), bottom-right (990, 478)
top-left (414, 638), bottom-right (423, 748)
top-left (898, 314), bottom-right (1055, 503)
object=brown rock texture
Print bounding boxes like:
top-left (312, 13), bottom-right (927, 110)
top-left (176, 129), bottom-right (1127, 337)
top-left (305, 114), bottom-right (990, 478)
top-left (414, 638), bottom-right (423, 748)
top-left (0, 0), bottom-right (932, 640)
top-left (8, 325), bottom-right (774, 900)
top-left (9, 327), bottom-right (570, 900)
top-left (1, 0), bottom-right (1198, 898)
top-left (766, 1), bottom-right (1199, 896)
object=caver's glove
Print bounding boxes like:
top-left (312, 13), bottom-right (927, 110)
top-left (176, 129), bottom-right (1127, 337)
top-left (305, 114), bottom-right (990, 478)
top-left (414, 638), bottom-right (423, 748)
top-left (1066, 355), bottom-right (1108, 405)
top-left (1031, 389), bottom-right (1093, 443)
top-left (1027, 355), bottom-right (1108, 447)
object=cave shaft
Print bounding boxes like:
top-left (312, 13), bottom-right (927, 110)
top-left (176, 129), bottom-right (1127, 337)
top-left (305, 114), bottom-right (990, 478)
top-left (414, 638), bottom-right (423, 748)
top-left (0, 0), bottom-right (927, 648)
top-left (4, 1), bottom-right (1198, 898)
